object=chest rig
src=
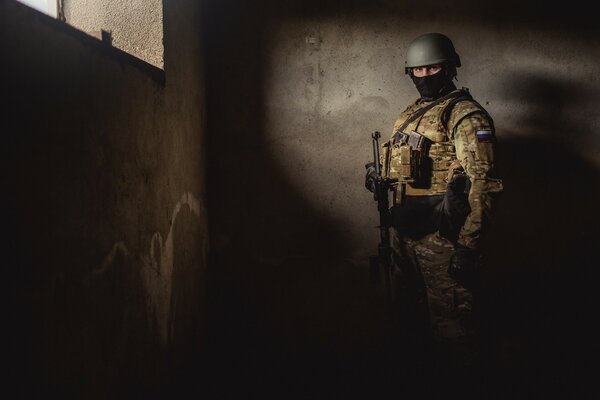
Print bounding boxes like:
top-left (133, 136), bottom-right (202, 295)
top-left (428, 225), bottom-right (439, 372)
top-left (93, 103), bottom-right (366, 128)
top-left (382, 89), bottom-right (472, 201)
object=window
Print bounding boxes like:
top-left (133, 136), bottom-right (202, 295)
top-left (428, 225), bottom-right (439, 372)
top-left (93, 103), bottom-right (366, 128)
top-left (16, 0), bottom-right (57, 17)
top-left (16, 0), bottom-right (164, 70)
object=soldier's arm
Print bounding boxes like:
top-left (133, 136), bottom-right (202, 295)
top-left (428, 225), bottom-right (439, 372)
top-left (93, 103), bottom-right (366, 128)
top-left (450, 103), bottom-right (503, 249)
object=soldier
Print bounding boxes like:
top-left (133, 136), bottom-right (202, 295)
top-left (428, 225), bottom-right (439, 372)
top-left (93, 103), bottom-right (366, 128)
top-left (365, 32), bottom-right (503, 372)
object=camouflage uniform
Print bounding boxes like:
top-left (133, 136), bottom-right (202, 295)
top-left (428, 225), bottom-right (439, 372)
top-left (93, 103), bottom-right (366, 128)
top-left (382, 87), bottom-right (503, 368)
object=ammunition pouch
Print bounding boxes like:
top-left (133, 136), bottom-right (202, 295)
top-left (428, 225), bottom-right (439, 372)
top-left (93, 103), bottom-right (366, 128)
top-left (387, 130), bottom-right (431, 187)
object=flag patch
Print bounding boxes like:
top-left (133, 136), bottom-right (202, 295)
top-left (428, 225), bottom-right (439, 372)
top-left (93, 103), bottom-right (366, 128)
top-left (476, 130), bottom-right (494, 143)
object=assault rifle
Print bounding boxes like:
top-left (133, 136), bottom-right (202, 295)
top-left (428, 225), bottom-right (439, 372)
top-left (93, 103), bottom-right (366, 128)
top-left (368, 131), bottom-right (396, 288)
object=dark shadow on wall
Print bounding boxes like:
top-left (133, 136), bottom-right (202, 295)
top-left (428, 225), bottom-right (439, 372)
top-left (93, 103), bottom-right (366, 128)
top-left (196, 1), bottom-right (408, 398)
top-left (477, 75), bottom-right (600, 397)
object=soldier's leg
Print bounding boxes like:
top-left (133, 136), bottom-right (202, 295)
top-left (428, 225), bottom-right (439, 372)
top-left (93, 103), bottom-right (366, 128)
top-left (409, 232), bottom-right (478, 370)
top-left (388, 228), bottom-right (431, 349)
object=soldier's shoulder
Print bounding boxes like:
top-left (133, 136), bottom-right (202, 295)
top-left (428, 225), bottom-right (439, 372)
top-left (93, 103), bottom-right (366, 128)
top-left (454, 98), bottom-right (484, 112)
top-left (447, 93), bottom-right (492, 130)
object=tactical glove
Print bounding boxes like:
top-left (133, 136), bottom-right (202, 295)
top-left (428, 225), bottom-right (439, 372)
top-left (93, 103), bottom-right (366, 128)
top-left (364, 162), bottom-right (380, 193)
top-left (448, 243), bottom-right (481, 290)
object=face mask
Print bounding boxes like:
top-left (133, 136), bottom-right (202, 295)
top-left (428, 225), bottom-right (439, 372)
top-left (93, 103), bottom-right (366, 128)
top-left (411, 70), bottom-right (454, 100)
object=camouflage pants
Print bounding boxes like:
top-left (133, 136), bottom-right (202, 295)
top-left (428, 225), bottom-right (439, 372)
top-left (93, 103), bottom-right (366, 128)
top-left (390, 228), bottom-right (478, 369)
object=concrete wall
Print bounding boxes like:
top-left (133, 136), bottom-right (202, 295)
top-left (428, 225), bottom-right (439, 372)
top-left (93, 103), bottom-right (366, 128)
top-left (2, 0), bottom-right (207, 397)
top-left (63, 0), bottom-right (164, 68)
top-left (204, 0), bottom-right (600, 395)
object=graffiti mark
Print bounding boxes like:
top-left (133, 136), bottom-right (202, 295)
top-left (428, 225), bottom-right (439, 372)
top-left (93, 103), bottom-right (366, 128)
top-left (93, 241), bottom-right (130, 276)
top-left (93, 191), bottom-right (205, 345)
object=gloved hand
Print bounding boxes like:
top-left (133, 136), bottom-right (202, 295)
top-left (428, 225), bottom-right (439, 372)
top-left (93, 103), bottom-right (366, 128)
top-left (448, 243), bottom-right (481, 290)
top-left (364, 162), bottom-right (380, 193)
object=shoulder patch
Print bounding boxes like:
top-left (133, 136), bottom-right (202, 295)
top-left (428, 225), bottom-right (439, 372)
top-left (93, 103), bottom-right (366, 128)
top-left (476, 130), bottom-right (495, 143)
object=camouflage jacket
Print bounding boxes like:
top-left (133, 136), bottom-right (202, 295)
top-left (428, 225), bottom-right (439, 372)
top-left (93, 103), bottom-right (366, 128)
top-left (384, 88), bottom-right (503, 249)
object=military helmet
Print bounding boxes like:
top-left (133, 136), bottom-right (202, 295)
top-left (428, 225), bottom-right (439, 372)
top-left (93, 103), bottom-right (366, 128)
top-left (405, 33), bottom-right (461, 74)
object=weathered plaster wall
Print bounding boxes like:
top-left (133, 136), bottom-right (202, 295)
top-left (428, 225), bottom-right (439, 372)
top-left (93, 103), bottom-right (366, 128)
top-left (204, 0), bottom-right (600, 396)
top-left (63, 0), bottom-right (164, 68)
top-left (2, 0), bottom-right (206, 397)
